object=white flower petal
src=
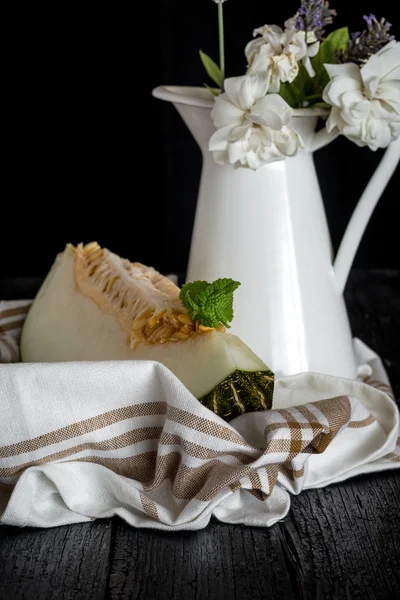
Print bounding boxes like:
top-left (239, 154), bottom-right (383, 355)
top-left (370, 98), bottom-right (400, 119)
top-left (303, 56), bottom-right (316, 78)
top-left (376, 40), bottom-right (398, 56)
top-left (246, 150), bottom-right (262, 170)
top-left (250, 74), bottom-right (271, 100)
top-left (287, 37), bottom-right (307, 58)
top-left (276, 54), bottom-right (298, 83)
top-left (230, 123), bottom-right (252, 142)
top-left (389, 121), bottom-right (400, 139)
top-left (249, 94), bottom-right (293, 130)
top-left (253, 26), bottom-right (265, 38)
top-left (383, 65), bottom-right (400, 82)
top-left (228, 139), bottom-right (247, 165)
top-left (224, 76), bottom-right (257, 110)
top-left (367, 119), bottom-right (392, 148)
top-left (260, 144), bottom-right (285, 164)
top-left (264, 27), bottom-right (285, 53)
top-left (365, 75), bottom-right (382, 99)
top-left (284, 17), bottom-right (297, 31)
top-left (377, 81), bottom-right (400, 99)
top-left (349, 100), bottom-right (370, 120)
top-left (323, 76), bottom-right (361, 107)
top-left (210, 95), bottom-right (245, 128)
top-left (245, 37), bottom-right (265, 62)
top-left (268, 77), bottom-right (281, 93)
top-left (374, 89), bottom-right (400, 116)
top-left (341, 108), bottom-right (364, 128)
top-left (324, 62), bottom-right (362, 82)
top-left (307, 41), bottom-right (320, 58)
top-left (246, 43), bottom-right (274, 77)
top-left (274, 129), bottom-right (301, 156)
top-left (260, 125), bottom-right (274, 143)
top-left (326, 107), bottom-right (344, 133)
top-left (364, 41), bottom-right (400, 83)
top-left (341, 89), bottom-right (368, 108)
top-left (208, 125), bottom-right (235, 152)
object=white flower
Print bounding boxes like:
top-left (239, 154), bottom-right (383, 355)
top-left (245, 24), bottom-right (320, 92)
top-left (208, 74), bottom-right (303, 170)
top-left (322, 40), bottom-right (400, 150)
top-left (288, 30), bottom-right (320, 79)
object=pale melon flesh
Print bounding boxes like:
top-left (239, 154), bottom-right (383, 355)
top-left (20, 243), bottom-right (274, 420)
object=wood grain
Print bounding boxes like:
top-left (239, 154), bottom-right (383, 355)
top-left (281, 473), bottom-right (400, 600)
top-left (0, 522), bottom-right (112, 600)
top-left (0, 270), bottom-right (399, 600)
top-left (108, 519), bottom-right (297, 600)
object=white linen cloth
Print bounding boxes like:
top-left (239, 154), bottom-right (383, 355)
top-left (0, 302), bottom-right (399, 530)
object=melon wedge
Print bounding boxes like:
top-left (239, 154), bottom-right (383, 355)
top-left (20, 243), bottom-right (274, 420)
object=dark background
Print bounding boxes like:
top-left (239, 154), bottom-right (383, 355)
top-left (1, 0), bottom-right (398, 280)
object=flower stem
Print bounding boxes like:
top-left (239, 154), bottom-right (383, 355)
top-left (303, 93), bottom-right (322, 101)
top-left (218, 2), bottom-right (225, 89)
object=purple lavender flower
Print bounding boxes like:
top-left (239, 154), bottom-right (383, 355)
top-left (294, 0), bottom-right (337, 39)
top-left (337, 15), bottom-right (395, 65)
top-left (363, 14), bottom-right (375, 26)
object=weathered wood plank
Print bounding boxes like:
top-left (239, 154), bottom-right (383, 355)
top-left (0, 522), bottom-right (112, 600)
top-left (281, 472), bottom-right (400, 600)
top-left (108, 519), bottom-right (296, 600)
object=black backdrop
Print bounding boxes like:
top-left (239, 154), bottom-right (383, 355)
top-left (1, 0), bottom-right (399, 280)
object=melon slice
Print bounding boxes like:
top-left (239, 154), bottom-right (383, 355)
top-left (20, 242), bottom-right (274, 420)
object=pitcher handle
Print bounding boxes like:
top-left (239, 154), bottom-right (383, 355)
top-left (333, 137), bottom-right (400, 294)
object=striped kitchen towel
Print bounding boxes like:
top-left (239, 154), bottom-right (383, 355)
top-left (0, 301), bottom-right (399, 530)
top-left (0, 301), bottom-right (32, 363)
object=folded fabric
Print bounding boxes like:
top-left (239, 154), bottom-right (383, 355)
top-left (0, 300), bottom-right (32, 363)
top-left (0, 302), bottom-right (399, 530)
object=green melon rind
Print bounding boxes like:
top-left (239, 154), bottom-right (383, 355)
top-left (199, 369), bottom-right (274, 422)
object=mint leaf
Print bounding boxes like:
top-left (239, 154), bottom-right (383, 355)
top-left (179, 278), bottom-right (241, 329)
top-left (199, 50), bottom-right (223, 89)
top-left (179, 280), bottom-right (209, 322)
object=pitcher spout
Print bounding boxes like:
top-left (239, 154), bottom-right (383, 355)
top-left (152, 86), bottom-right (216, 153)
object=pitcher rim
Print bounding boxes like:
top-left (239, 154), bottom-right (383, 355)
top-left (152, 85), bottom-right (330, 117)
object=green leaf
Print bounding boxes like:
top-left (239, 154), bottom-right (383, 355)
top-left (199, 50), bottom-right (223, 89)
top-left (278, 82), bottom-right (300, 109)
top-left (279, 63), bottom-right (320, 108)
top-left (203, 83), bottom-right (220, 97)
top-left (179, 280), bottom-right (209, 322)
top-left (313, 101), bottom-right (331, 108)
top-left (179, 278), bottom-right (241, 329)
top-left (312, 27), bottom-right (350, 90)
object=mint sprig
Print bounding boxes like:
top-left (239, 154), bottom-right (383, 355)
top-left (179, 278), bottom-right (241, 329)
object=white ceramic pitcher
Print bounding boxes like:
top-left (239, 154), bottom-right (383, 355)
top-left (153, 85), bottom-right (400, 379)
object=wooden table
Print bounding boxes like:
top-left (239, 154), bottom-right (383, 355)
top-left (1, 269), bottom-right (399, 600)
